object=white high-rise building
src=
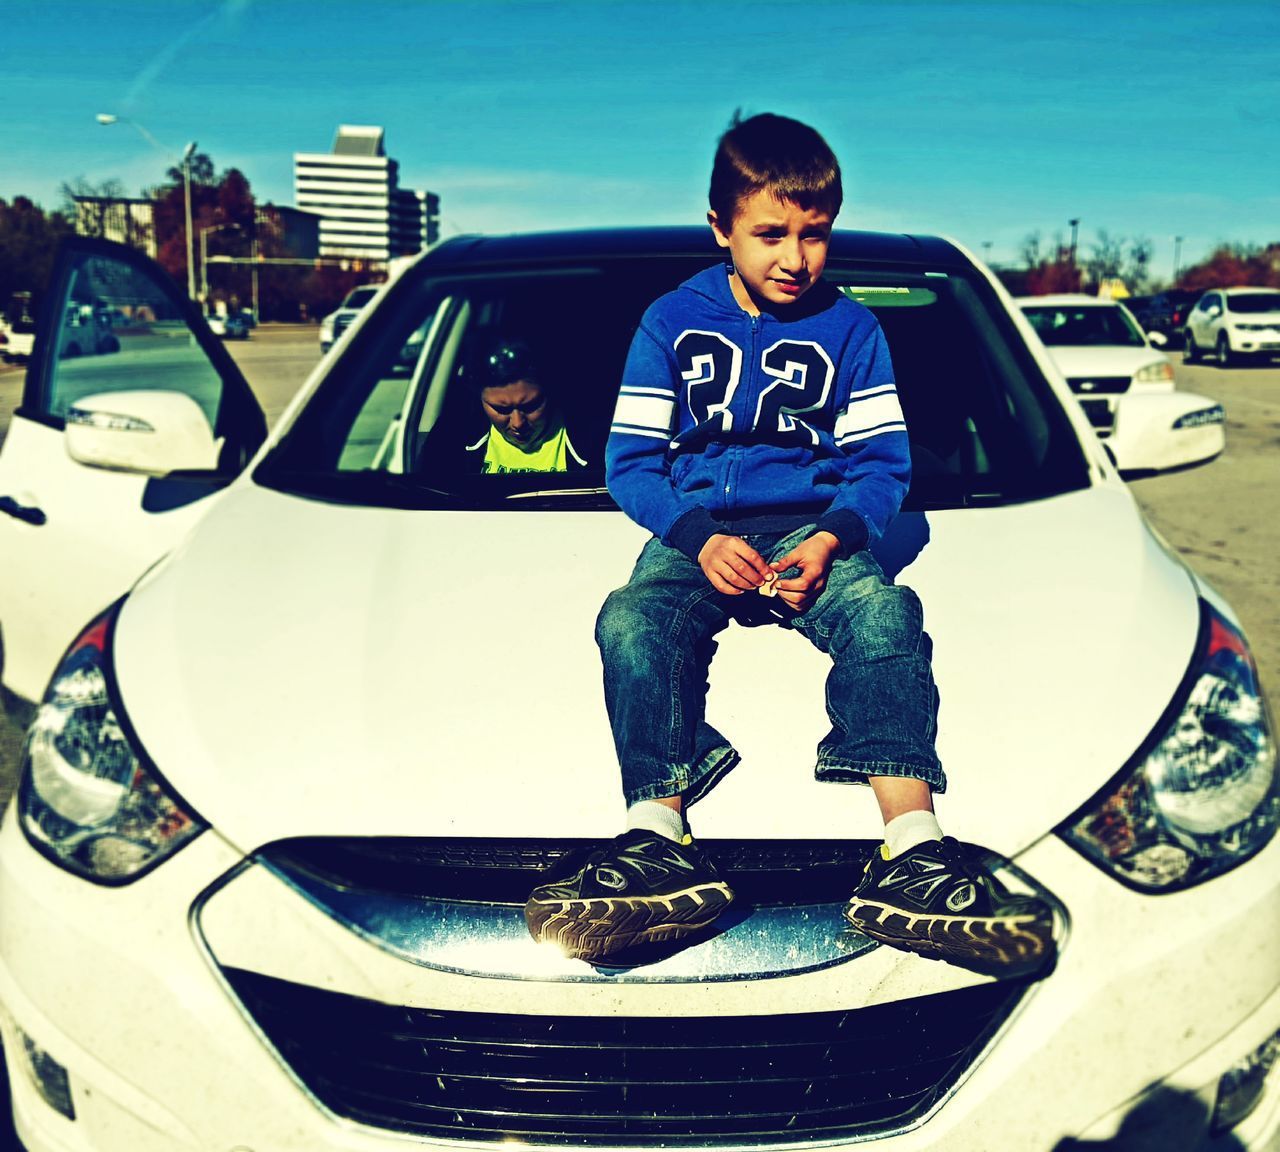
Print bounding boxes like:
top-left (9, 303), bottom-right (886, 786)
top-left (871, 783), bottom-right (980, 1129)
top-left (294, 126), bottom-right (434, 262)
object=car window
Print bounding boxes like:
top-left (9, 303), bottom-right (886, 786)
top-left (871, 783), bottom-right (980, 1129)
top-left (259, 257), bottom-right (1088, 511)
top-left (33, 251), bottom-right (227, 428)
top-left (1225, 292), bottom-right (1280, 314)
top-left (343, 287), bottom-right (379, 309)
top-left (1021, 304), bottom-right (1146, 348)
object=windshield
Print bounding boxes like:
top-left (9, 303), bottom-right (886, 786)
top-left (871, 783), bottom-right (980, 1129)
top-left (344, 288), bottom-right (379, 309)
top-left (259, 256), bottom-right (1089, 512)
top-left (1226, 293), bottom-right (1280, 314)
top-left (1021, 304), bottom-right (1146, 347)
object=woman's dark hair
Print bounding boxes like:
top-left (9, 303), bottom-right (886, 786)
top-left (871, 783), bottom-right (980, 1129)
top-left (709, 112), bottom-right (843, 228)
top-left (480, 338), bottom-right (540, 390)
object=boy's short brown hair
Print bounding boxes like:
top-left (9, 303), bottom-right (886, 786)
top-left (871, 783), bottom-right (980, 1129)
top-left (709, 112), bottom-right (843, 228)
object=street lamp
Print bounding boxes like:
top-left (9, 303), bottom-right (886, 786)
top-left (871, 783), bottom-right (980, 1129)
top-left (1173, 235), bottom-right (1184, 283)
top-left (1068, 218), bottom-right (1081, 266)
top-left (96, 113), bottom-right (198, 301)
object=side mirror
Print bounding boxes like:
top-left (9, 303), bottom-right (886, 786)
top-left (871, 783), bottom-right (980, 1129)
top-left (1112, 391), bottom-right (1225, 478)
top-left (1146, 330), bottom-right (1168, 348)
top-left (65, 390), bottom-right (223, 475)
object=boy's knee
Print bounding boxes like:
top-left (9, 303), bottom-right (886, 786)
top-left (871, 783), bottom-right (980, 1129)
top-left (864, 583), bottom-right (923, 646)
top-left (825, 582), bottom-right (924, 658)
top-left (596, 588), bottom-right (663, 658)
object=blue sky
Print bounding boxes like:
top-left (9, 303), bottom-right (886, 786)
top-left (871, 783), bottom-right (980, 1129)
top-left (5, 0), bottom-right (1278, 278)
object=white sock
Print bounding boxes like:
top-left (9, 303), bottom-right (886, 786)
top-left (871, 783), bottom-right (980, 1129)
top-left (884, 810), bottom-right (943, 858)
top-left (626, 800), bottom-right (685, 842)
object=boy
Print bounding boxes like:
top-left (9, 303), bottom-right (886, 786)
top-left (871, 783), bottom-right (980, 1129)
top-left (524, 113), bottom-right (1053, 973)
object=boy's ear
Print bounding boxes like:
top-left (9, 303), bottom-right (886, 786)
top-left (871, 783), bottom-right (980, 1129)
top-left (707, 211), bottom-right (732, 249)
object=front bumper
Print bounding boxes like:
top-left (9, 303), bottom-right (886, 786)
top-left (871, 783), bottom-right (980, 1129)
top-left (1226, 328), bottom-right (1280, 355)
top-left (0, 805), bottom-right (1277, 1152)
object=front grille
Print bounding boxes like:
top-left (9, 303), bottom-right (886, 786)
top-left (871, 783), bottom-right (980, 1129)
top-left (223, 968), bottom-right (1026, 1145)
top-left (259, 837), bottom-right (871, 906)
top-left (1076, 397), bottom-right (1115, 434)
top-left (1066, 375), bottom-right (1130, 395)
top-left (333, 313), bottom-right (357, 340)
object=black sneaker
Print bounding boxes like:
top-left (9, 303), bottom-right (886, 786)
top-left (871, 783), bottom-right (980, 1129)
top-left (524, 830), bottom-right (734, 964)
top-left (844, 837), bottom-right (1055, 975)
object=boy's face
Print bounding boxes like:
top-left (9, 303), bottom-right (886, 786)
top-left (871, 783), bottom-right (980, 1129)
top-left (708, 189), bottom-right (834, 313)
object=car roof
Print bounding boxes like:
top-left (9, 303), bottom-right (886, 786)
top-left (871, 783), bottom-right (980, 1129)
top-left (418, 226), bottom-right (971, 272)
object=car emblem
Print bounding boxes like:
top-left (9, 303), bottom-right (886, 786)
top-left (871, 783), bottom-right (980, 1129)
top-left (1079, 380), bottom-right (1097, 392)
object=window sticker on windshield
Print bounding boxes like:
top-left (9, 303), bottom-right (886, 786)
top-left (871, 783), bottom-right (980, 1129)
top-left (838, 286), bottom-right (937, 308)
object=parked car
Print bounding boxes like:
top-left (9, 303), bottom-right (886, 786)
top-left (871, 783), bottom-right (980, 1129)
top-left (1017, 294), bottom-right (1224, 473)
top-left (0, 232), bottom-right (1276, 1152)
top-left (1133, 289), bottom-right (1202, 348)
top-left (318, 283), bottom-right (380, 352)
top-left (207, 311), bottom-right (251, 340)
top-left (58, 300), bottom-right (120, 359)
top-left (0, 318), bottom-right (35, 364)
top-left (1185, 286), bottom-right (1280, 366)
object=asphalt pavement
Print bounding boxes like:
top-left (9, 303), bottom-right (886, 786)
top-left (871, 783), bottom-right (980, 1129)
top-left (0, 331), bottom-right (1277, 807)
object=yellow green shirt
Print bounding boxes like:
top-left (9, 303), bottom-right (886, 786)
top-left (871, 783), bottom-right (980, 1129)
top-left (481, 422), bottom-right (570, 474)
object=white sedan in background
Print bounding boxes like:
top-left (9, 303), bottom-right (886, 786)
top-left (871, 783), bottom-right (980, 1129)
top-left (1019, 294), bottom-right (1225, 474)
top-left (0, 232), bottom-right (1276, 1151)
top-left (1185, 287), bottom-right (1280, 367)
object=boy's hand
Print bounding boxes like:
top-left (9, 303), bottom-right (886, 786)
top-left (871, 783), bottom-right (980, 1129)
top-left (771, 531), bottom-right (842, 611)
top-left (698, 534), bottom-right (773, 595)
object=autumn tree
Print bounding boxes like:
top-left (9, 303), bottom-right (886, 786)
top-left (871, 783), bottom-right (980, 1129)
top-left (1020, 231), bottom-right (1083, 295)
top-left (1177, 244), bottom-right (1280, 291)
top-left (0, 197), bottom-right (73, 320)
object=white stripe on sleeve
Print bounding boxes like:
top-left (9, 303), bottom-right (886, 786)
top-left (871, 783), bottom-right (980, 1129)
top-left (834, 389), bottom-right (905, 441)
top-left (612, 392), bottom-right (675, 435)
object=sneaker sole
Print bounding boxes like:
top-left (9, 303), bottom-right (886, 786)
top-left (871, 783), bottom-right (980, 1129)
top-left (844, 897), bottom-right (1053, 972)
top-left (526, 882), bottom-right (734, 964)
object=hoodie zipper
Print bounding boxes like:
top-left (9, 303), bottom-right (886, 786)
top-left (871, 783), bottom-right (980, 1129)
top-left (725, 312), bottom-right (760, 507)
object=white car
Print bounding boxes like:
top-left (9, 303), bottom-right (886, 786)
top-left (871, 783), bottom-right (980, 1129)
top-left (1018, 294), bottom-right (1225, 474)
top-left (1185, 287), bottom-right (1280, 366)
top-left (0, 231), bottom-right (1276, 1152)
top-left (318, 284), bottom-right (380, 353)
top-left (205, 312), bottom-right (250, 340)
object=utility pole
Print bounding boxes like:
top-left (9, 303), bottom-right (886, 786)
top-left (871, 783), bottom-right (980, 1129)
top-left (1068, 218), bottom-right (1081, 266)
top-left (1173, 235), bottom-right (1184, 283)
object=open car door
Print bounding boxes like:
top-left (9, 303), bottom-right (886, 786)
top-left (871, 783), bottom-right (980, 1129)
top-left (0, 237), bottom-right (266, 712)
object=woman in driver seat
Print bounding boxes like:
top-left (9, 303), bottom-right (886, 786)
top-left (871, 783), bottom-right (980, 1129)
top-left (467, 339), bottom-right (590, 474)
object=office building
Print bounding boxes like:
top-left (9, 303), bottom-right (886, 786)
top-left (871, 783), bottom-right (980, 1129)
top-left (294, 126), bottom-right (436, 263)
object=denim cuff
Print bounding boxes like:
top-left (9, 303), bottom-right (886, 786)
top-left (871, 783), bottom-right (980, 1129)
top-left (815, 757), bottom-right (947, 794)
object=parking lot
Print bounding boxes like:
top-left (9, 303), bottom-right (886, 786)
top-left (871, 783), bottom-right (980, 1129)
top-left (0, 330), bottom-right (1277, 804)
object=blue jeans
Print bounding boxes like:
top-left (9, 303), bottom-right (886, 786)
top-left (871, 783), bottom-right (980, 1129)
top-left (595, 526), bottom-right (945, 807)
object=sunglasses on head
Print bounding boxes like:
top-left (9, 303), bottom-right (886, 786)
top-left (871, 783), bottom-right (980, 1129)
top-left (486, 342), bottom-right (537, 383)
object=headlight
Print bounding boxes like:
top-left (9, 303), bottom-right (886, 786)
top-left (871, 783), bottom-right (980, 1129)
top-left (1133, 360), bottom-right (1175, 384)
top-left (19, 604), bottom-right (206, 884)
top-left (1060, 604), bottom-right (1278, 892)
top-left (319, 319), bottom-right (334, 340)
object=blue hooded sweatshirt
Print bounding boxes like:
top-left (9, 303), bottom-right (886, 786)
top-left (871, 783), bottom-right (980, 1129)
top-left (606, 264), bottom-right (911, 560)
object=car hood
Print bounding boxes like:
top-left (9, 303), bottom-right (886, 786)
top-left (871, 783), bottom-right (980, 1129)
top-left (115, 480), bottom-right (1200, 859)
top-left (1041, 345), bottom-right (1165, 379)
